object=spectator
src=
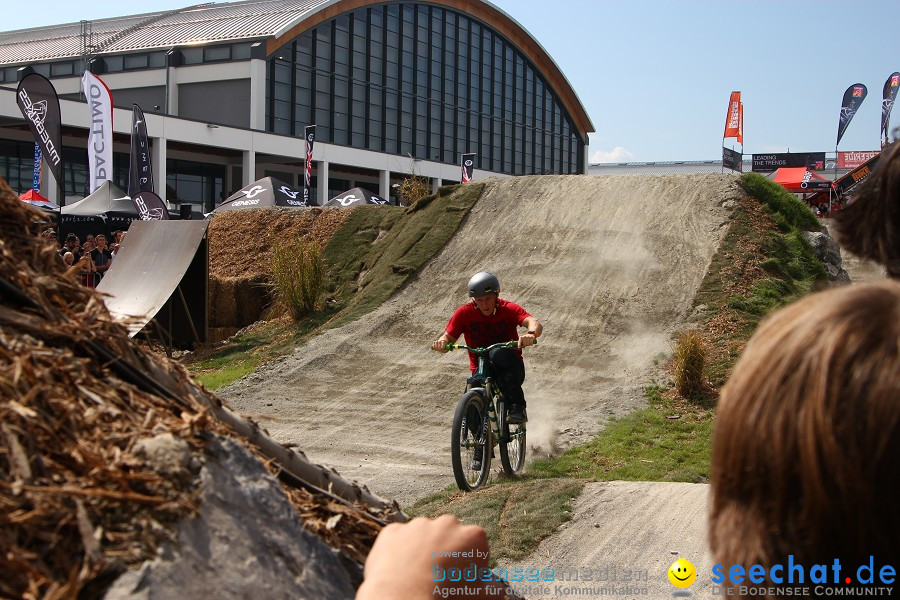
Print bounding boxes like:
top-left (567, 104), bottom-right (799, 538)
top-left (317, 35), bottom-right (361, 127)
top-left (91, 234), bottom-right (112, 281)
top-left (62, 251), bottom-right (74, 267)
top-left (708, 281), bottom-right (900, 594)
top-left (110, 230), bottom-right (126, 261)
top-left (832, 139), bottom-right (900, 278)
top-left (79, 241), bottom-right (98, 288)
top-left (61, 233), bottom-right (81, 262)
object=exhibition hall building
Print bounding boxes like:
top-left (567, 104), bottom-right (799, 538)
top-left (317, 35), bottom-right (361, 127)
top-left (0, 0), bottom-right (594, 209)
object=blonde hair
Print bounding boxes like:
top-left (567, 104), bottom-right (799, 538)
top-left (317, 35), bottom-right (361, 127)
top-left (710, 281), bottom-right (900, 573)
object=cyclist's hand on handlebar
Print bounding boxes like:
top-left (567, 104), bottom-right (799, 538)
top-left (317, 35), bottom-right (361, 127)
top-left (518, 333), bottom-right (537, 348)
top-left (432, 339), bottom-right (450, 353)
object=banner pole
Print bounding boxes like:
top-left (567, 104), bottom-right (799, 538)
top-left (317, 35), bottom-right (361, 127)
top-left (831, 144), bottom-right (838, 215)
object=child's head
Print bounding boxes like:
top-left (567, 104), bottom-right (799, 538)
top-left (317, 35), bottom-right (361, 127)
top-left (710, 281), bottom-right (900, 572)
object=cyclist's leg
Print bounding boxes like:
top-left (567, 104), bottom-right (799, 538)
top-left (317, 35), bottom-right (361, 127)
top-left (487, 347), bottom-right (526, 404)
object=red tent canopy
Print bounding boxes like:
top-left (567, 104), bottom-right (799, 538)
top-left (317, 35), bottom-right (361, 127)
top-left (773, 167), bottom-right (833, 192)
top-left (19, 189), bottom-right (61, 212)
top-left (19, 189), bottom-right (50, 203)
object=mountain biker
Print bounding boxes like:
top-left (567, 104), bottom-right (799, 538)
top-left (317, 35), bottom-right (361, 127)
top-left (431, 271), bottom-right (542, 428)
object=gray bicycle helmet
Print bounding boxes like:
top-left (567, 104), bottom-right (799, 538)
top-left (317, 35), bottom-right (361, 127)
top-left (467, 271), bottom-right (500, 297)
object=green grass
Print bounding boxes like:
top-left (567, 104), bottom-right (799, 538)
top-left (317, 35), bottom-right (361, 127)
top-left (526, 387), bottom-right (712, 483)
top-left (739, 172), bottom-right (821, 232)
top-left (323, 183), bottom-right (484, 329)
top-left (728, 174), bottom-right (826, 316)
top-left (409, 478), bottom-right (584, 563)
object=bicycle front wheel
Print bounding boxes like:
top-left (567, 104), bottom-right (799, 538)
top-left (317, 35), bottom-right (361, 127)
top-left (499, 405), bottom-right (526, 476)
top-left (451, 390), bottom-right (492, 491)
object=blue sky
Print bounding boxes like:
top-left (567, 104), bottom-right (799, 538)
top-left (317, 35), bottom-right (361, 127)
top-left (7, 0), bottom-right (900, 162)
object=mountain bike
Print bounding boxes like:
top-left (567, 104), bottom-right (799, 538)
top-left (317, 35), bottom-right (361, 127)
top-left (446, 340), bottom-right (533, 491)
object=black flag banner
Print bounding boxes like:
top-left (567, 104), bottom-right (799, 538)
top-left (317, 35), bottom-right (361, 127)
top-left (837, 83), bottom-right (867, 147)
top-left (16, 73), bottom-right (63, 197)
top-left (128, 104), bottom-right (154, 197)
top-left (131, 191), bottom-right (169, 220)
top-left (303, 125), bottom-right (315, 206)
top-left (882, 72), bottom-right (899, 145)
top-left (722, 147), bottom-right (742, 173)
top-left (461, 153), bottom-right (476, 182)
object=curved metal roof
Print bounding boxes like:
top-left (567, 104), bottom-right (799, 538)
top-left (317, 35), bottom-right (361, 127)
top-left (0, 0), bottom-right (332, 63)
top-left (0, 0), bottom-right (593, 136)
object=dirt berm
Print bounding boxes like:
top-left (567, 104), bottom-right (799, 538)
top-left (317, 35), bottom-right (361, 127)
top-left (220, 174), bottom-right (739, 508)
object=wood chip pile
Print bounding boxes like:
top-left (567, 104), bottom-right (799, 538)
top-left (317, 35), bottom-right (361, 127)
top-left (0, 179), bottom-right (384, 599)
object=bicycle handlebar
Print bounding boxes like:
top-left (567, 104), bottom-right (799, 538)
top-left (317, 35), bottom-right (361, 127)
top-left (445, 339), bottom-right (536, 354)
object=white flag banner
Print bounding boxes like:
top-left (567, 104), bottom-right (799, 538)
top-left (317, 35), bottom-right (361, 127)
top-left (82, 71), bottom-right (114, 194)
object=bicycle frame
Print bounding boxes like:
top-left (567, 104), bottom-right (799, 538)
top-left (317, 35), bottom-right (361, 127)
top-left (445, 339), bottom-right (532, 490)
top-left (448, 340), bottom-right (525, 448)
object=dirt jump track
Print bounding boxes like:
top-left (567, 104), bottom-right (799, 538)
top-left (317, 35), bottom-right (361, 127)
top-left (220, 174), bottom-right (740, 509)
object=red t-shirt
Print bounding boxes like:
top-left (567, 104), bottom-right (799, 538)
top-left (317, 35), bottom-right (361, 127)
top-left (446, 298), bottom-right (531, 372)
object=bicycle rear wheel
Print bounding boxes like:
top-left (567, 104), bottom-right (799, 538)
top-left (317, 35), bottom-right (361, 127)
top-left (499, 402), bottom-right (526, 476)
top-left (451, 390), bottom-right (492, 491)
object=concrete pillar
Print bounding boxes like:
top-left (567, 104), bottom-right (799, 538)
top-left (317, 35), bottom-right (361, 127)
top-left (153, 137), bottom-right (167, 202)
top-left (316, 160), bottom-right (329, 205)
top-left (431, 177), bottom-right (440, 193)
top-left (166, 66), bottom-right (178, 115)
top-left (242, 149), bottom-right (256, 186)
top-left (379, 169), bottom-right (390, 200)
top-left (248, 58), bottom-right (266, 131)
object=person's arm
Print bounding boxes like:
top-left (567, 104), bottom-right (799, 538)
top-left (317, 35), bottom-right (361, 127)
top-left (518, 316), bottom-right (542, 347)
top-left (67, 256), bottom-right (88, 277)
top-left (356, 515), bottom-right (504, 600)
top-left (94, 252), bottom-right (110, 273)
top-left (432, 331), bottom-right (458, 353)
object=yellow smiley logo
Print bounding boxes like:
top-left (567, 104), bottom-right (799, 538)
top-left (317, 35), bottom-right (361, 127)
top-left (668, 558), bottom-right (697, 588)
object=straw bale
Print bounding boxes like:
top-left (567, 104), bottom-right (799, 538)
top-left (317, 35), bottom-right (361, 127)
top-left (206, 208), bottom-right (348, 330)
top-left (208, 276), bottom-right (236, 326)
top-left (207, 207), bottom-right (349, 280)
top-left (0, 178), bottom-right (386, 599)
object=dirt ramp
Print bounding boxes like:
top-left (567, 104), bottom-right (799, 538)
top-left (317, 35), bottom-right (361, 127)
top-left (221, 174), bottom-right (740, 505)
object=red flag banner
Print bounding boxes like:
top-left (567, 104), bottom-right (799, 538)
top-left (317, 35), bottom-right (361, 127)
top-left (303, 125), bottom-right (315, 206)
top-left (724, 92), bottom-right (741, 139)
top-left (738, 103), bottom-right (744, 145)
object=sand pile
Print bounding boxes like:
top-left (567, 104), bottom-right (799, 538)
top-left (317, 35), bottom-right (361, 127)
top-left (0, 178), bottom-right (391, 599)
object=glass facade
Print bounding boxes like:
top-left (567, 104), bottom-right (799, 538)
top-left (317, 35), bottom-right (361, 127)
top-left (267, 2), bottom-right (584, 175)
top-left (166, 159), bottom-right (226, 213)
